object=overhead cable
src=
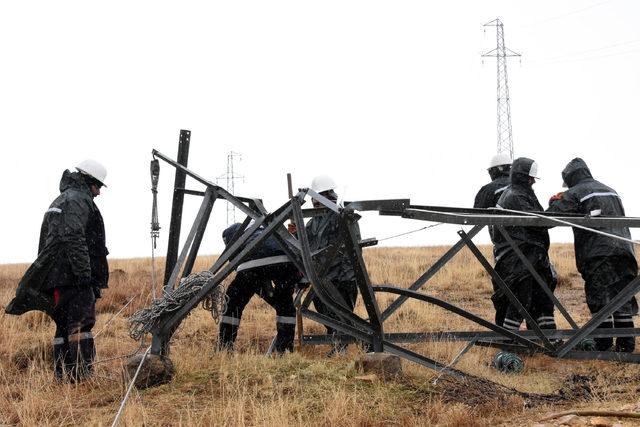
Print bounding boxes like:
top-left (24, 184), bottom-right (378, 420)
top-left (491, 207), bottom-right (640, 246)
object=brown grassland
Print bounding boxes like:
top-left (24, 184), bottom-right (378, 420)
top-left (2, 244), bottom-right (640, 426)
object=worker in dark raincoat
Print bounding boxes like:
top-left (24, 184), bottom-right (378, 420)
top-left (218, 222), bottom-right (300, 354)
top-left (493, 157), bottom-right (557, 332)
top-left (474, 153), bottom-right (512, 210)
top-left (474, 153), bottom-right (513, 324)
top-left (305, 175), bottom-right (362, 356)
top-left (6, 160), bottom-right (109, 381)
top-left (547, 157), bottom-right (637, 352)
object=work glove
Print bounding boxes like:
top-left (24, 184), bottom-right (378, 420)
top-left (549, 192), bottom-right (564, 206)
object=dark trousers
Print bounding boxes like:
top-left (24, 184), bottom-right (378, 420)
top-left (583, 257), bottom-right (638, 352)
top-left (493, 251), bottom-right (557, 332)
top-left (219, 263), bottom-right (298, 353)
top-left (312, 279), bottom-right (359, 353)
top-left (50, 286), bottom-right (96, 381)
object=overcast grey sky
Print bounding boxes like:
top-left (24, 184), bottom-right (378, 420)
top-left (1, 0), bottom-right (639, 264)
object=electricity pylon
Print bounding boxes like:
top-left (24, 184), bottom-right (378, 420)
top-left (217, 151), bottom-right (244, 225)
top-left (482, 18), bottom-right (521, 159)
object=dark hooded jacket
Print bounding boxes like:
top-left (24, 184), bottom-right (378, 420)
top-left (5, 170), bottom-right (108, 315)
top-left (474, 170), bottom-right (511, 246)
top-left (493, 158), bottom-right (550, 266)
top-left (306, 210), bottom-right (361, 282)
top-left (222, 222), bottom-right (286, 261)
top-left (474, 174), bottom-right (510, 210)
top-left (547, 157), bottom-right (636, 275)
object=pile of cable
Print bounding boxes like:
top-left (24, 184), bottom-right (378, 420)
top-left (128, 271), bottom-right (227, 341)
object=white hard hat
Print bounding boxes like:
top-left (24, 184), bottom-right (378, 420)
top-left (310, 175), bottom-right (337, 194)
top-left (488, 153), bottom-right (513, 169)
top-left (76, 159), bottom-right (107, 187)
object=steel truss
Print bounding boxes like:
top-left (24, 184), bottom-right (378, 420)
top-left (147, 143), bottom-right (640, 381)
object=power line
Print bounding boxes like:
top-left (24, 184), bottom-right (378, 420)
top-left (517, 0), bottom-right (618, 29)
top-left (526, 46), bottom-right (640, 67)
top-left (527, 37), bottom-right (640, 64)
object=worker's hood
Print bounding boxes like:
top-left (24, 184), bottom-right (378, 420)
top-left (59, 170), bottom-right (90, 194)
top-left (561, 158), bottom-right (593, 188)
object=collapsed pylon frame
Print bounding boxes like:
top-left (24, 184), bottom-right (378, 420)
top-left (148, 146), bottom-right (640, 382)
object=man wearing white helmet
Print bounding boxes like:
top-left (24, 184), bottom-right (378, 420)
top-left (492, 157), bottom-right (557, 333)
top-left (474, 154), bottom-right (512, 324)
top-left (305, 175), bottom-right (362, 356)
top-left (6, 159), bottom-right (109, 382)
top-left (474, 153), bottom-right (512, 210)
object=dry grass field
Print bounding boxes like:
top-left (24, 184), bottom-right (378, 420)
top-left (2, 244), bottom-right (640, 426)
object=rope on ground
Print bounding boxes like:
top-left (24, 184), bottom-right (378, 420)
top-left (110, 345), bottom-right (152, 427)
top-left (94, 294), bottom-right (139, 339)
top-left (377, 223), bottom-right (443, 243)
top-left (89, 340), bottom-right (146, 367)
top-left (127, 270), bottom-right (227, 341)
top-left (492, 207), bottom-right (640, 246)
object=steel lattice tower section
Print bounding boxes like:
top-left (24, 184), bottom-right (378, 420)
top-left (217, 151), bottom-right (244, 225)
top-left (482, 18), bottom-right (521, 159)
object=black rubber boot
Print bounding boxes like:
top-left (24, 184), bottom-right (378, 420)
top-left (218, 321), bottom-right (239, 351)
top-left (595, 318), bottom-right (614, 351)
top-left (53, 339), bottom-right (69, 381)
top-left (274, 321), bottom-right (295, 354)
top-left (614, 314), bottom-right (635, 353)
top-left (79, 336), bottom-right (96, 377)
top-left (67, 334), bottom-right (94, 382)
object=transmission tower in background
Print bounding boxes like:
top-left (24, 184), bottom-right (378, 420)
top-left (482, 18), bottom-right (521, 159)
top-left (217, 151), bottom-right (244, 225)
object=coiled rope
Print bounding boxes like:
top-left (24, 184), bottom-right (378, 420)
top-left (128, 271), bottom-right (228, 341)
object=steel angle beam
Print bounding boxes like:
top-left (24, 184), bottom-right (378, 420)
top-left (382, 341), bottom-right (467, 379)
top-left (496, 226), bottom-right (578, 329)
top-left (176, 188), bottom-right (206, 197)
top-left (152, 205), bottom-right (294, 348)
top-left (343, 199), bottom-right (410, 214)
top-left (182, 188), bottom-right (217, 279)
top-left (474, 340), bottom-right (536, 355)
top-left (164, 187), bottom-right (217, 293)
top-left (305, 189), bottom-right (340, 213)
top-left (457, 230), bottom-right (555, 352)
top-left (403, 207), bottom-right (640, 228)
top-left (163, 131), bottom-right (190, 287)
top-left (381, 225), bottom-right (484, 321)
top-left (373, 286), bottom-right (546, 351)
top-left (341, 212), bottom-right (384, 351)
top-left (555, 274), bottom-right (640, 357)
top-left (249, 196), bottom-right (307, 275)
top-left (302, 328), bottom-right (640, 346)
top-left (152, 149), bottom-right (259, 220)
top-left (291, 197), bottom-right (374, 333)
top-left (301, 308), bottom-right (373, 342)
